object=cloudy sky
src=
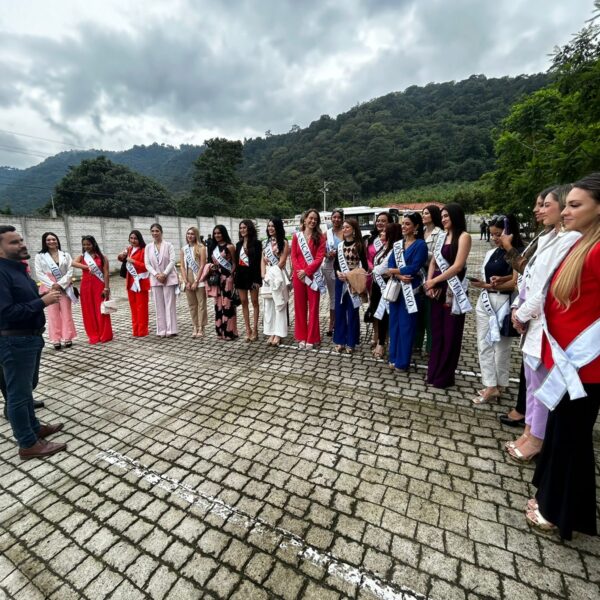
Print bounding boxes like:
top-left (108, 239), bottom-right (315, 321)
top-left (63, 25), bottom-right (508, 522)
top-left (0, 0), bottom-right (595, 168)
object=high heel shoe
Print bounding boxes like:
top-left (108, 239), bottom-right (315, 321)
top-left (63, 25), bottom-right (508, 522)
top-left (472, 388), bottom-right (501, 405)
top-left (373, 344), bottom-right (384, 359)
top-left (508, 438), bottom-right (541, 463)
top-left (251, 332), bottom-right (258, 342)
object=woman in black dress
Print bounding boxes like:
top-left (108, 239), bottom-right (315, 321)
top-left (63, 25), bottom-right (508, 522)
top-left (235, 219), bottom-right (263, 342)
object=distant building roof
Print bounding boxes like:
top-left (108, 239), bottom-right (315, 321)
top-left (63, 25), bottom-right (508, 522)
top-left (386, 202), bottom-right (444, 211)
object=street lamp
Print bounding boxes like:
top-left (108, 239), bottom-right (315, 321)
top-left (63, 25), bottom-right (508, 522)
top-left (319, 181), bottom-right (331, 212)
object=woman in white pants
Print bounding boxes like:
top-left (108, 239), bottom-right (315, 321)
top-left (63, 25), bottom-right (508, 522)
top-left (145, 223), bottom-right (178, 337)
top-left (471, 215), bottom-right (523, 404)
top-left (322, 209), bottom-right (343, 336)
top-left (261, 218), bottom-right (290, 346)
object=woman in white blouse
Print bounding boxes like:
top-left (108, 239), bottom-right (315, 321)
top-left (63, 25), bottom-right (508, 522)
top-left (34, 232), bottom-right (77, 350)
top-left (145, 223), bottom-right (179, 337)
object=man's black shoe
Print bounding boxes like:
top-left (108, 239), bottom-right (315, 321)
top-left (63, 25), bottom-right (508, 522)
top-left (498, 412), bottom-right (525, 427)
top-left (34, 400), bottom-right (45, 410)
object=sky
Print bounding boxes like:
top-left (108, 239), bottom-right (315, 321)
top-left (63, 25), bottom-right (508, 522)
top-left (0, 0), bottom-right (596, 169)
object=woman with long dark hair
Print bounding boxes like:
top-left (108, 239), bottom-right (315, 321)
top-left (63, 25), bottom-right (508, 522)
top-left (34, 232), bottom-right (77, 349)
top-left (367, 212), bottom-right (393, 347)
top-left (470, 214), bottom-right (523, 404)
top-left (322, 209), bottom-right (344, 336)
top-left (414, 205), bottom-right (443, 355)
top-left (386, 213), bottom-right (428, 370)
top-left (72, 236), bottom-right (113, 344)
top-left (145, 223), bottom-right (178, 337)
top-left (208, 225), bottom-right (238, 340)
top-left (369, 223), bottom-right (403, 359)
top-left (117, 229), bottom-right (150, 337)
top-left (291, 209), bottom-right (326, 349)
top-left (424, 203), bottom-right (472, 388)
top-left (526, 173), bottom-right (600, 539)
top-left (261, 218), bottom-right (290, 346)
top-left (333, 218), bottom-right (368, 354)
top-left (235, 219), bottom-right (263, 342)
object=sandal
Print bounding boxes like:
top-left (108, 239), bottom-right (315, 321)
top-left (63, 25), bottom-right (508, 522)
top-left (507, 438), bottom-right (541, 463)
top-left (526, 498), bottom-right (538, 512)
top-left (64, 341), bottom-right (73, 348)
top-left (526, 508), bottom-right (557, 535)
top-left (505, 432), bottom-right (529, 451)
top-left (299, 341), bottom-right (306, 349)
top-left (373, 345), bottom-right (384, 359)
top-left (345, 347), bottom-right (354, 355)
top-left (472, 388), bottom-right (500, 405)
top-left (334, 345), bottom-right (344, 353)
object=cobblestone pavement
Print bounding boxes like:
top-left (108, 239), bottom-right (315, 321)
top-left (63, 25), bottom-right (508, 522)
top-left (1, 239), bottom-right (599, 600)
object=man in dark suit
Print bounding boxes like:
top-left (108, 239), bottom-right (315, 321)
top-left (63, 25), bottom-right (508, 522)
top-left (0, 225), bottom-right (67, 459)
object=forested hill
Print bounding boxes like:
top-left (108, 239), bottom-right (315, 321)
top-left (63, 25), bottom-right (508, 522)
top-left (0, 143), bottom-right (203, 214)
top-left (240, 73), bottom-right (550, 201)
top-left (0, 73), bottom-right (550, 214)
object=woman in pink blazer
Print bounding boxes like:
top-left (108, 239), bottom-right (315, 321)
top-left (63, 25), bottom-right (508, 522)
top-left (144, 223), bottom-right (179, 337)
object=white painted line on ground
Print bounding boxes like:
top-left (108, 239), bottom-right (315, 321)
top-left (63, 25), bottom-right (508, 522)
top-left (278, 344), bottom-right (520, 383)
top-left (96, 449), bottom-right (429, 600)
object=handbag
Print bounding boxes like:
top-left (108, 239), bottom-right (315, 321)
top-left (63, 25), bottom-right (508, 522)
top-left (500, 312), bottom-right (519, 337)
top-left (119, 260), bottom-right (127, 278)
top-left (232, 288), bottom-right (241, 307)
top-left (382, 279), bottom-right (401, 302)
top-left (260, 282), bottom-right (272, 299)
top-left (207, 271), bottom-right (220, 287)
top-left (100, 299), bottom-right (118, 315)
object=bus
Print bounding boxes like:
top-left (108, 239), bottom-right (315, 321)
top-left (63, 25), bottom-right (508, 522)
top-left (291, 206), bottom-right (400, 237)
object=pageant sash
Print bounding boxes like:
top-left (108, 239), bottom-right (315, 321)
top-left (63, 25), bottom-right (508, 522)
top-left (84, 252), bottom-right (104, 283)
top-left (373, 237), bottom-right (383, 253)
top-left (184, 245), bottom-right (200, 276)
top-left (535, 317), bottom-right (600, 410)
top-left (394, 240), bottom-right (418, 314)
top-left (326, 229), bottom-right (336, 253)
top-left (373, 250), bottom-right (391, 320)
top-left (296, 232), bottom-right (326, 293)
top-left (239, 245), bottom-right (249, 267)
top-left (433, 232), bottom-right (471, 315)
top-left (337, 243), bottom-right (361, 309)
top-left (212, 246), bottom-right (232, 272)
top-left (480, 290), bottom-right (510, 346)
top-left (264, 240), bottom-right (279, 266)
top-left (125, 250), bottom-right (148, 293)
top-left (45, 253), bottom-right (78, 304)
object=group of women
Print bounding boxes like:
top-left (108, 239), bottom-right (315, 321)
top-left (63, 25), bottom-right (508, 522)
top-left (31, 172), bottom-right (599, 541)
top-left (468, 174), bottom-right (600, 542)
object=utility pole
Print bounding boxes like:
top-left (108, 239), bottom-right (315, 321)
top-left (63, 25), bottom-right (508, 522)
top-left (50, 194), bottom-right (57, 219)
top-left (319, 181), bottom-right (331, 212)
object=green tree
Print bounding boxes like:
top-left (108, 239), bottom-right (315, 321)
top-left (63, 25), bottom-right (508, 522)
top-left (48, 156), bottom-right (175, 217)
top-left (191, 138), bottom-right (243, 216)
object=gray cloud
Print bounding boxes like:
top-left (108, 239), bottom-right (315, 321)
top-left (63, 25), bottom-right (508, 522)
top-left (0, 0), bottom-right (594, 166)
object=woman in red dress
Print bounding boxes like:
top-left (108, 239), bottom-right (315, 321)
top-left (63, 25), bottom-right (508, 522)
top-left (526, 173), bottom-right (600, 539)
top-left (117, 230), bottom-right (149, 337)
top-left (72, 236), bottom-right (113, 344)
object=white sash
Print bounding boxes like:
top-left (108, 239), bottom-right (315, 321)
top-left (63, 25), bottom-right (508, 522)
top-left (433, 232), bottom-right (471, 315)
top-left (337, 243), bottom-right (361, 309)
top-left (373, 237), bottom-right (383, 253)
top-left (184, 245), bottom-right (200, 275)
top-left (535, 317), bottom-right (600, 410)
top-left (296, 232), bottom-right (326, 293)
top-left (125, 249), bottom-right (148, 293)
top-left (264, 240), bottom-right (279, 266)
top-left (84, 252), bottom-right (104, 283)
top-left (45, 253), bottom-right (78, 304)
top-left (394, 240), bottom-right (418, 314)
top-left (326, 229), bottom-right (335, 253)
top-left (373, 250), bottom-right (391, 320)
top-left (239, 246), bottom-right (249, 267)
top-left (212, 245), bottom-right (232, 272)
top-left (480, 290), bottom-right (510, 346)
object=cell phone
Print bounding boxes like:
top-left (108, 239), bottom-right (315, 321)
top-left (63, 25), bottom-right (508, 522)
top-left (503, 217), bottom-right (510, 235)
top-left (467, 276), bottom-right (481, 282)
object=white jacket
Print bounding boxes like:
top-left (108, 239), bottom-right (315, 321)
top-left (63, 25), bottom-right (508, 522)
top-left (34, 251), bottom-right (73, 290)
top-left (516, 230), bottom-right (582, 360)
top-left (264, 265), bottom-right (289, 310)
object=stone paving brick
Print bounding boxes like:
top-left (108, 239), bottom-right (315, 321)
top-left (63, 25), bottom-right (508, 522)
top-left (1, 239), bottom-right (597, 600)
top-left (83, 568), bottom-right (124, 599)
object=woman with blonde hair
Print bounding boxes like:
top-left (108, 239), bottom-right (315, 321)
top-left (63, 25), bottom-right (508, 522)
top-left (526, 173), bottom-right (600, 539)
top-left (180, 226), bottom-right (208, 338)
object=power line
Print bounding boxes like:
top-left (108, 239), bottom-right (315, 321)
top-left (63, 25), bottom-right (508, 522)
top-left (0, 128), bottom-right (88, 150)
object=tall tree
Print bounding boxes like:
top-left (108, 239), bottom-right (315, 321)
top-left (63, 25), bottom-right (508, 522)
top-left (49, 156), bottom-right (175, 217)
top-left (191, 138), bottom-right (243, 215)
